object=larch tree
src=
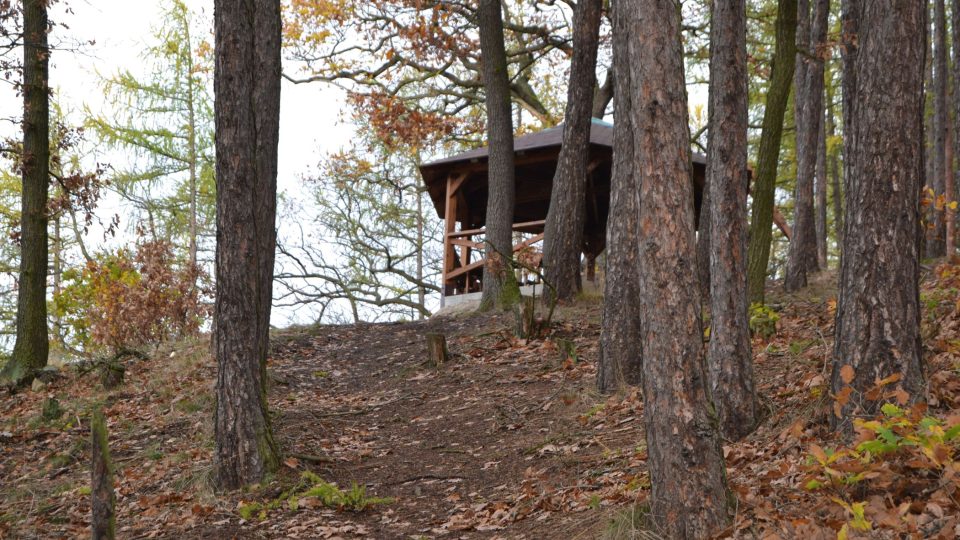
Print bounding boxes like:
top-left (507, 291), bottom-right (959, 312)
top-left (630, 0), bottom-right (730, 535)
top-left (477, 0), bottom-right (521, 312)
top-left (832, 0), bottom-right (926, 433)
top-left (87, 0), bottom-right (214, 270)
top-left (784, 0), bottom-right (828, 291)
top-left (212, 0), bottom-right (282, 489)
top-left (706, 0), bottom-right (759, 441)
top-left (928, 0), bottom-right (948, 258)
top-left (598, 0), bottom-right (642, 393)
top-left (1, 0), bottom-right (50, 386)
top-left (541, 0), bottom-right (602, 305)
top-left (746, 0), bottom-right (798, 303)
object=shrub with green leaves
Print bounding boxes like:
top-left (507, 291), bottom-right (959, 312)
top-left (52, 240), bottom-right (209, 354)
top-left (749, 302), bottom-right (780, 339)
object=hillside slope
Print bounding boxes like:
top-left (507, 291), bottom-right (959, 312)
top-left (2, 269), bottom-right (959, 538)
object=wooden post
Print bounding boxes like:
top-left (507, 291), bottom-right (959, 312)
top-left (443, 173), bottom-right (467, 295)
top-left (426, 334), bottom-right (449, 368)
top-left (91, 408), bottom-right (115, 540)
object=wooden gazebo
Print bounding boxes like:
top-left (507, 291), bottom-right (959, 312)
top-left (419, 119), bottom-right (706, 304)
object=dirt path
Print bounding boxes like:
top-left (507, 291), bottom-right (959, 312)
top-left (263, 305), bottom-right (638, 538)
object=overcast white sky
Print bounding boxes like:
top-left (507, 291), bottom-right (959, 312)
top-left (0, 0), bottom-right (710, 327)
top-left (0, 0), bottom-right (356, 325)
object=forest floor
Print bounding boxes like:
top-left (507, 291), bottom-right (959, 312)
top-left (2, 268), bottom-right (960, 539)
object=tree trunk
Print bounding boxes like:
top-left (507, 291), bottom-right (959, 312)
top-left (186, 19), bottom-right (199, 270)
top-left (631, 1), bottom-right (730, 536)
top-left (746, 0), bottom-right (798, 303)
top-left (928, 0), bottom-right (948, 257)
top-left (542, 0), bottom-right (602, 304)
top-left (90, 409), bottom-right (115, 540)
top-left (598, 0), bottom-right (643, 393)
top-left (1, 0), bottom-right (50, 387)
top-left (478, 0), bottom-right (522, 312)
top-left (832, 0), bottom-right (926, 434)
top-left (950, 0), bottom-right (960, 256)
top-left (827, 72), bottom-right (843, 249)
top-left (947, 117), bottom-right (955, 255)
top-left (212, 0), bottom-right (282, 490)
top-left (815, 103), bottom-right (828, 267)
top-left (784, 0), bottom-right (827, 291)
top-left (706, 0), bottom-right (759, 441)
top-left (696, 176), bottom-right (712, 302)
top-left (592, 68), bottom-right (614, 119)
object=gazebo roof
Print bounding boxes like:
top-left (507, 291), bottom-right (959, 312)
top-left (421, 118), bottom-right (615, 173)
top-left (418, 119), bottom-right (706, 225)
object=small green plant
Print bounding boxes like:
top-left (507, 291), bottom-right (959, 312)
top-left (237, 471), bottom-right (392, 521)
top-left (803, 402), bottom-right (960, 535)
top-left (748, 303), bottom-right (779, 339)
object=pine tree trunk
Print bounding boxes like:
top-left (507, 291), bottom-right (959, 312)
top-left (478, 0), bottom-right (521, 312)
top-left (631, 1), bottom-right (730, 535)
top-left (832, 0), bottom-right (926, 433)
top-left (542, 0), bottom-right (602, 304)
top-left (746, 0), bottom-right (798, 303)
top-left (1, 0), bottom-right (50, 386)
top-left (928, 0), bottom-right (949, 257)
top-left (598, 0), bottom-right (642, 393)
top-left (785, 0), bottom-right (827, 291)
top-left (212, 0), bottom-right (282, 490)
top-left (706, 0), bottom-right (759, 442)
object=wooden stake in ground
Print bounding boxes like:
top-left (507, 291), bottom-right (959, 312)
top-left (91, 409), bottom-right (115, 540)
top-left (426, 333), bottom-right (449, 368)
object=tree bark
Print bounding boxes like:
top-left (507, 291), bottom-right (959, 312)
top-left (598, 0), bottom-right (642, 393)
top-left (630, 0), bottom-right (730, 536)
top-left (592, 68), bottom-right (614, 119)
top-left (478, 0), bottom-right (522, 312)
top-left (213, 0), bottom-right (282, 490)
top-left (784, 0), bottom-right (827, 291)
top-left (950, 0), bottom-right (960, 256)
top-left (746, 0), bottom-right (798, 303)
top-left (928, 0), bottom-right (948, 257)
top-left (815, 102), bottom-right (828, 267)
top-left (832, 0), bottom-right (926, 433)
top-left (696, 176), bottom-right (712, 302)
top-left (1, 0), bottom-right (50, 387)
top-left (827, 71), bottom-right (843, 249)
top-left (706, 0), bottom-right (759, 442)
top-left (542, 0), bottom-right (602, 304)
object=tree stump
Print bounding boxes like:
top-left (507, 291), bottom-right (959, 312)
top-left (513, 295), bottom-right (539, 339)
top-left (91, 408), bottom-right (115, 540)
top-left (99, 362), bottom-right (125, 390)
top-left (41, 396), bottom-right (63, 422)
top-left (426, 334), bottom-right (449, 368)
top-left (556, 338), bottom-right (577, 366)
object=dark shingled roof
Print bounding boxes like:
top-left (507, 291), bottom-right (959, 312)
top-left (420, 118), bottom-right (614, 170)
top-left (417, 119), bottom-right (709, 227)
top-left (419, 118), bottom-right (705, 181)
